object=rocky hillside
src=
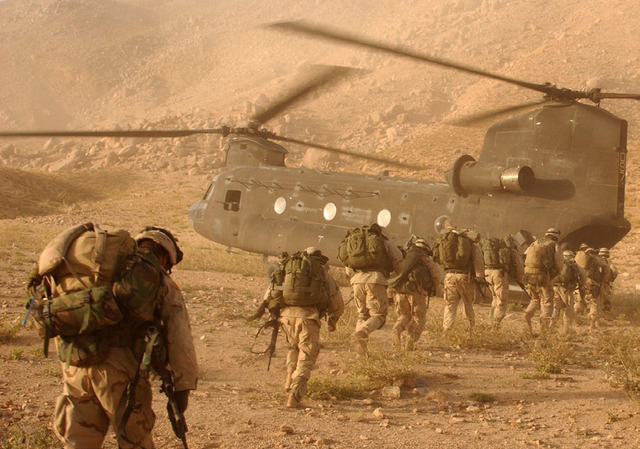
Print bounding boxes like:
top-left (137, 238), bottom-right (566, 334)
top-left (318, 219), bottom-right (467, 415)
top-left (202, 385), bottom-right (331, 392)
top-left (1, 0), bottom-right (640, 283)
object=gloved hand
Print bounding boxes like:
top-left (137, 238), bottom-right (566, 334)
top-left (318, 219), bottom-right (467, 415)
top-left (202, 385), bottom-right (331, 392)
top-left (174, 389), bottom-right (190, 414)
top-left (26, 265), bottom-right (42, 296)
top-left (327, 316), bottom-right (337, 332)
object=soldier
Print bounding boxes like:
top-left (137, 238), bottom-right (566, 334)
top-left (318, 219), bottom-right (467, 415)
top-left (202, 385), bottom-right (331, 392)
top-left (575, 244), bottom-right (608, 330)
top-left (483, 235), bottom-right (525, 330)
top-left (433, 226), bottom-right (485, 336)
top-left (277, 247), bottom-right (344, 408)
top-left (342, 224), bottom-right (403, 356)
top-left (52, 226), bottom-right (198, 449)
top-left (522, 228), bottom-right (563, 334)
top-left (551, 250), bottom-right (585, 333)
top-left (599, 247), bottom-right (618, 318)
top-left (389, 238), bottom-right (444, 350)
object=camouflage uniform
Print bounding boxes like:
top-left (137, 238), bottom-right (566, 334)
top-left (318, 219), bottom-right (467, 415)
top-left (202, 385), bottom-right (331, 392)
top-left (599, 248), bottom-right (617, 315)
top-left (551, 251), bottom-right (585, 332)
top-left (575, 245), bottom-right (608, 329)
top-left (436, 230), bottom-right (485, 335)
top-left (390, 243), bottom-right (443, 350)
top-left (486, 240), bottom-right (524, 329)
top-left (279, 249), bottom-right (343, 407)
top-left (53, 233), bottom-right (198, 449)
top-left (348, 238), bottom-right (403, 354)
top-left (523, 229), bottom-right (563, 333)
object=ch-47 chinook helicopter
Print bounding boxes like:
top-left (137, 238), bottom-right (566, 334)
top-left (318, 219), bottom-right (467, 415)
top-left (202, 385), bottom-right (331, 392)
top-left (1, 21), bottom-right (638, 265)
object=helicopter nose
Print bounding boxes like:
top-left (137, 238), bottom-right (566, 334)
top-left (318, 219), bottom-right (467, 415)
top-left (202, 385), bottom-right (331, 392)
top-left (188, 199), bottom-right (206, 228)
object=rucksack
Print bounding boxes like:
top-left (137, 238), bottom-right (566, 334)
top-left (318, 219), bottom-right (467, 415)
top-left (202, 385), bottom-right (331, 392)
top-left (28, 223), bottom-right (163, 365)
top-left (436, 229), bottom-right (472, 270)
top-left (337, 226), bottom-right (389, 273)
top-left (575, 251), bottom-right (603, 283)
top-left (271, 252), bottom-right (329, 309)
top-left (481, 237), bottom-right (511, 269)
top-left (390, 245), bottom-right (435, 295)
top-left (524, 237), bottom-right (557, 275)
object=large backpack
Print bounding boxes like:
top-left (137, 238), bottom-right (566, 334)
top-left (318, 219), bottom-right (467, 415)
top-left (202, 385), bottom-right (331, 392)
top-left (271, 252), bottom-right (329, 309)
top-left (337, 226), bottom-right (389, 273)
top-left (481, 237), bottom-right (511, 269)
top-left (575, 251), bottom-right (603, 283)
top-left (436, 229), bottom-right (472, 270)
top-left (524, 237), bottom-right (557, 275)
top-left (28, 223), bottom-right (163, 365)
top-left (390, 245), bottom-right (435, 295)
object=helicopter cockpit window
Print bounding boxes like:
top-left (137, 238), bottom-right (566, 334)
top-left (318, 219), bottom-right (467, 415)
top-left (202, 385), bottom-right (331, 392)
top-left (323, 203), bottom-right (337, 221)
top-left (377, 209), bottom-right (391, 227)
top-left (274, 197), bottom-right (287, 214)
top-left (223, 190), bottom-right (241, 212)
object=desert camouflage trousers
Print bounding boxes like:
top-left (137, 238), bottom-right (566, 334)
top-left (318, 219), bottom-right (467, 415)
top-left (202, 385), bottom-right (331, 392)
top-left (280, 316), bottom-right (320, 400)
top-left (353, 283), bottom-right (388, 338)
top-left (585, 280), bottom-right (603, 328)
top-left (53, 348), bottom-right (155, 449)
top-left (552, 285), bottom-right (575, 330)
top-left (442, 273), bottom-right (476, 332)
top-left (392, 291), bottom-right (427, 345)
top-left (524, 272), bottom-right (554, 330)
top-left (602, 283), bottom-right (612, 313)
top-left (486, 269), bottom-right (509, 325)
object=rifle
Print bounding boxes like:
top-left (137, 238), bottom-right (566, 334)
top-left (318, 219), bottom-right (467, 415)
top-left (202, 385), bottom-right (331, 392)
top-left (473, 278), bottom-right (490, 302)
top-left (146, 327), bottom-right (189, 449)
top-left (157, 365), bottom-right (189, 449)
top-left (516, 281), bottom-right (532, 300)
top-left (250, 310), bottom-right (280, 371)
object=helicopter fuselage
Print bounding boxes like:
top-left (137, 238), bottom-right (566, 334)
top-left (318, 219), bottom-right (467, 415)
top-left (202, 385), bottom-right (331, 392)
top-left (189, 102), bottom-right (630, 260)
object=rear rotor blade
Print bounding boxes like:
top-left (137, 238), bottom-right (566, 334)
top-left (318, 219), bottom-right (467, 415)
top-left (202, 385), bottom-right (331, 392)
top-left (252, 65), bottom-right (359, 126)
top-left (449, 100), bottom-right (548, 126)
top-left (270, 134), bottom-right (425, 170)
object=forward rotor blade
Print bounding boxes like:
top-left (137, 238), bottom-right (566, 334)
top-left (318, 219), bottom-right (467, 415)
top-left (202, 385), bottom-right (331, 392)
top-left (0, 129), bottom-right (230, 139)
top-left (268, 21), bottom-right (559, 97)
top-left (449, 100), bottom-right (548, 126)
top-left (252, 65), bottom-right (359, 126)
top-left (270, 134), bottom-right (425, 170)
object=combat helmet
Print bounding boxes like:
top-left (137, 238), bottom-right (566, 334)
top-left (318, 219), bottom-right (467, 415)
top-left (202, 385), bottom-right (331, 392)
top-left (135, 226), bottom-right (183, 269)
top-left (598, 247), bottom-right (610, 258)
top-left (562, 250), bottom-right (575, 258)
top-left (544, 228), bottom-right (561, 240)
top-left (578, 243), bottom-right (591, 252)
top-left (413, 238), bottom-right (430, 249)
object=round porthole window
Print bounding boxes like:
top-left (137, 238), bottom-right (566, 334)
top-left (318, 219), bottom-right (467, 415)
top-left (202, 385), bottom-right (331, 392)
top-left (274, 197), bottom-right (287, 214)
top-left (377, 209), bottom-right (391, 227)
top-left (323, 203), bottom-right (337, 221)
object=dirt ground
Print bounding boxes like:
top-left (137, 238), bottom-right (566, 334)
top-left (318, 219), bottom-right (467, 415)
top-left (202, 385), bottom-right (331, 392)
top-left (2, 264), bottom-right (640, 449)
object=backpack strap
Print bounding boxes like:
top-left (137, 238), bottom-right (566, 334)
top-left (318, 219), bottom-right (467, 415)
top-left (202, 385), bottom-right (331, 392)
top-left (91, 224), bottom-right (108, 284)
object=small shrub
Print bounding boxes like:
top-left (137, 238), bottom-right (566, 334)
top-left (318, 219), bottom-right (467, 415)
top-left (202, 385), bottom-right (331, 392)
top-left (8, 348), bottom-right (25, 361)
top-left (469, 392), bottom-right (495, 403)
top-left (307, 375), bottom-right (371, 400)
top-left (597, 330), bottom-right (640, 393)
top-left (347, 350), bottom-right (427, 387)
top-left (523, 333), bottom-right (574, 374)
top-left (0, 321), bottom-right (21, 343)
top-left (0, 422), bottom-right (61, 449)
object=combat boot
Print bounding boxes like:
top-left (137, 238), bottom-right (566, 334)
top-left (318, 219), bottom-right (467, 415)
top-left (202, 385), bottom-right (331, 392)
top-left (392, 327), bottom-right (402, 349)
top-left (284, 366), bottom-right (296, 393)
top-left (286, 392), bottom-right (301, 408)
top-left (404, 338), bottom-right (416, 351)
top-left (522, 314), bottom-right (533, 335)
top-left (353, 329), bottom-right (369, 357)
